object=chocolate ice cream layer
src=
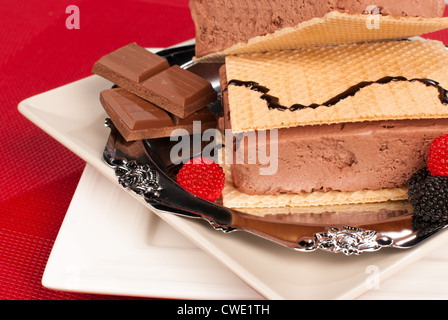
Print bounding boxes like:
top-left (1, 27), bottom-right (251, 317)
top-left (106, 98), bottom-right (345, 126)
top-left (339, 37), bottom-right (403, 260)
top-left (190, 0), bottom-right (446, 58)
top-left (230, 119), bottom-right (448, 195)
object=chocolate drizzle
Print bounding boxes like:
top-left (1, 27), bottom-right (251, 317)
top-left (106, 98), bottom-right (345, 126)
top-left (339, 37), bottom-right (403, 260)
top-left (228, 77), bottom-right (448, 112)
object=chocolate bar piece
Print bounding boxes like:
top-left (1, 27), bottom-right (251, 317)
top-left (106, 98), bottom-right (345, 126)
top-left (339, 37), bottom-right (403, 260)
top-left (93, 43), bottom-right (217, 118)
top-left (100, 88), bottom-right (217, 141)
top-left (139, 65), bottom-right (218, 117)
top-left (93, 43), bottom-right (170, 83)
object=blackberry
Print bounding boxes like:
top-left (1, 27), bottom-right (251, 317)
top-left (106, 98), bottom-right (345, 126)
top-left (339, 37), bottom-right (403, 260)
top-left (408, 168), bottom-right (448, 235)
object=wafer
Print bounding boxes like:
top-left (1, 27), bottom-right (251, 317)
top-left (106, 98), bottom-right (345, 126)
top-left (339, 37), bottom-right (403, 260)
top-left (225, 39), bottom-right (448, 133)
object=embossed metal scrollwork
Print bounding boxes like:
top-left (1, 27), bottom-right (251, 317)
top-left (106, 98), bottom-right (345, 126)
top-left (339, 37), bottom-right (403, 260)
top-left (111, 159), bottom-right (163, 198)
top-left (313, 226), bottom-right (386, 255)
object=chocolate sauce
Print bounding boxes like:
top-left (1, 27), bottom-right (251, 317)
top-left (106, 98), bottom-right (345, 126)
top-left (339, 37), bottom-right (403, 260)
top-left (228, 77), bottom-right (448, 112)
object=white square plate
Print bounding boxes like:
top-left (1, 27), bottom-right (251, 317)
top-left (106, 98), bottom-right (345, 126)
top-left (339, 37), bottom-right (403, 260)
top-left (18, 47), bottom-right (448, 300)
top-left (42, 163), bottom-right (262, 299)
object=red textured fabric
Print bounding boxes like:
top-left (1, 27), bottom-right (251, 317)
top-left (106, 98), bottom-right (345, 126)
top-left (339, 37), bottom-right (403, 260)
top-left (1, 0), bottom-right (447, 300)
top-left (0, 0), bottom-right (194, 300)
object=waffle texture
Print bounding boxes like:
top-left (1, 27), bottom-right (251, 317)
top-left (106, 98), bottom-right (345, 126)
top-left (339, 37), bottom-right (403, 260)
top-left (196, 11), bottom-right (448, 62)
top-left (225, 39), bottom-right (448, 133)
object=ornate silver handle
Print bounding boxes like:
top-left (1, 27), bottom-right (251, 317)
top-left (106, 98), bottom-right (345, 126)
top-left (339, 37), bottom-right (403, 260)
top-left (309, 227), bottom-right (390, 255)
top-left (112, 159), bottom-right (163, 198)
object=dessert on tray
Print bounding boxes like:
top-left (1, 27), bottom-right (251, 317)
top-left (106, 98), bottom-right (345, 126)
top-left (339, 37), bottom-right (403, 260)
top-left (94, 0), bottom-right (448, 234)
top-left (194, 0), bottom-right (448, 228)
top-left (220, 39), bottom-right (448, 209)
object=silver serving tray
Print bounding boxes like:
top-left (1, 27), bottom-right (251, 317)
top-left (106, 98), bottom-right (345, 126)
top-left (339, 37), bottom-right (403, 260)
top-left (103, 45), bottom-right (448, 256)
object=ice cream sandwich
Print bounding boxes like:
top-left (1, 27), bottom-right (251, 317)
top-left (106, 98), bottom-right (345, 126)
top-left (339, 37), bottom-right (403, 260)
top-left (219, 39), bottom-right (448, 208)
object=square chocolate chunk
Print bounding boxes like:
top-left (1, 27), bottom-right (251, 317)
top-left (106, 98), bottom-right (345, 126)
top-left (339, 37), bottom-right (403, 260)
top-left (100, 88), bottom-right (217, 141)
top-left (141, 65), bottom-right (217, 117)
top-left (93, 43), bottom-right (170, 83)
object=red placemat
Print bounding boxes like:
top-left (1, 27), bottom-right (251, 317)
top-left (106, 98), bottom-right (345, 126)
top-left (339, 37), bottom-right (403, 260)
top-left (1, 1), bottom-right (448, 300)
top-left (0, 0), bottom-right (194, 300)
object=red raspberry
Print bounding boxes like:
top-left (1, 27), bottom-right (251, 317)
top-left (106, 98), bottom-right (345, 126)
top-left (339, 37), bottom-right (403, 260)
top-left (428, 134), bottom-right (448, 177)
top-left (177, 157), bottom-right (225, 202)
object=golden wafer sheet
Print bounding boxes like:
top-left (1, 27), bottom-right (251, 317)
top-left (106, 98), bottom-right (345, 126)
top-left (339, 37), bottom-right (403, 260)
top-left (225, 39), bottom-right (448, 133)
top-left (195, 11), bottom-right (448, 62)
